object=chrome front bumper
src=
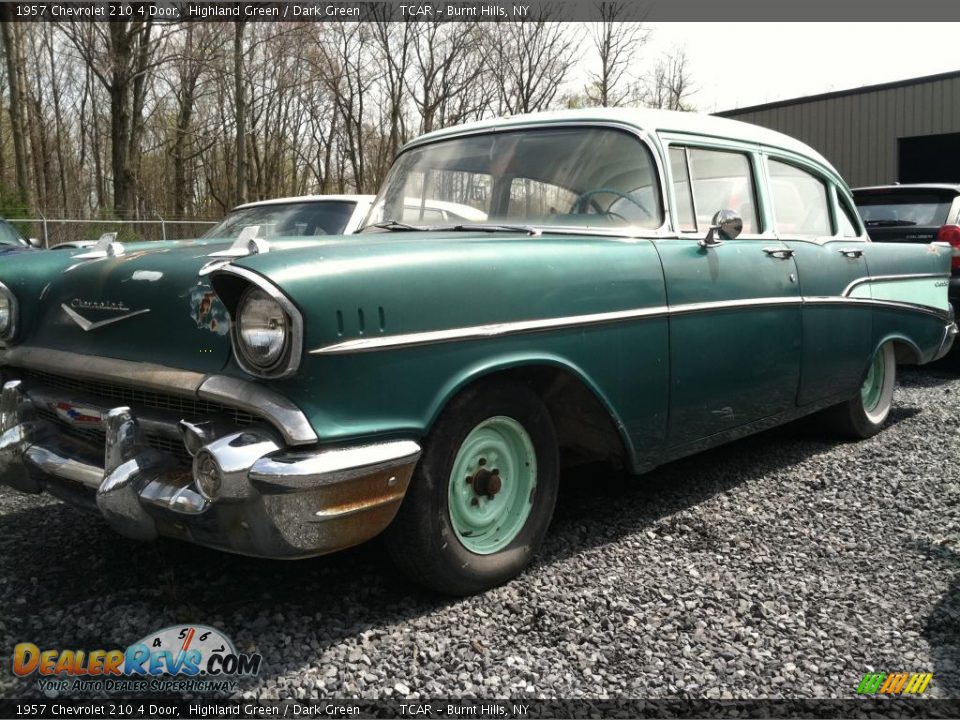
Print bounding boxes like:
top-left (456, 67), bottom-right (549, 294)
top-left (0, 380), bottom-right (420, 558)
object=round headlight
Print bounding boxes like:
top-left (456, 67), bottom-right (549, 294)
top-left (0, 293), bottom-right (11, 336)
top-left (236, 287), bottom-right (289, 369)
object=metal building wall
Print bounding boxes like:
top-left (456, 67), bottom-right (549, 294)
top-left (716, 71), bottom-right (960, 188)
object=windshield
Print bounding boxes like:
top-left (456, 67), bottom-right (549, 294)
top-left (365, 127), bottom-right (663, 232)
top-left (0, 219), bottom-right (26, 247)
top-left (854, 192), bottom-right (953, 226)
top-left (203, 201), bottom-right (357, 239)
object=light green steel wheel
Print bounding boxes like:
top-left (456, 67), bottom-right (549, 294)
top-left (861, 347), bottom-right (886, 412)
top-left (447, 416), bottom-right (537, 555)
top-left (861, 342), bottom-right (896, 425)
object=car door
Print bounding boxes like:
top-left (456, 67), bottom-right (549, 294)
top-left (768, 156), bottom-right (873, 405)
top-left (656, 143), bottom-right (802, 448)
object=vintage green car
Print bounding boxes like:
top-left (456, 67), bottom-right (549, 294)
top-left (0, 109), bottom-right (955, 594)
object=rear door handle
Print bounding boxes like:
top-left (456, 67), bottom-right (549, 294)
top-left (838, 247), bottom-right (864, 258)
top-left (762, 247), bottom-right (795, 259)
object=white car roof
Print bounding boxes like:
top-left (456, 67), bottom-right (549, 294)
top-left (232, 194), bottom-right (375, 211)
top-left (405, 107), bottom-right (839, 179)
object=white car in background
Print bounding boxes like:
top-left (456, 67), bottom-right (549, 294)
top-left (204, 194), bottom-right (376, 239)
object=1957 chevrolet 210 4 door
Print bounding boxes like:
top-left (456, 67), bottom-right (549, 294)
top-left (0, 109), bottom-right (955, 594)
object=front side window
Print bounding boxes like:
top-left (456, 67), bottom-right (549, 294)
top-left (366, 127), bottom-right (663, 232)
top-left (685, 147), bottom-right (759, 234)
top-left (769, 160), bottom-right (831, 236)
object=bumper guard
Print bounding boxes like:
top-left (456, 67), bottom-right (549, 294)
top-left (0, 380), bottom-right (420, 558)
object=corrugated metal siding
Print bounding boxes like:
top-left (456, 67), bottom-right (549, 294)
top-left (718, 74), bottom-right (960, 187)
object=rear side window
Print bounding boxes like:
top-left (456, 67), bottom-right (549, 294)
top-left (854, 191), bottom-right (953, 227)
top-left (682, 147), bottom-right (759, 234)
top-left (769, 160), bottom-right (831, 236)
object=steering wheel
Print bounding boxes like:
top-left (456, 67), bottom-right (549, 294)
top-left (571, 188), bottom-right (652, 219)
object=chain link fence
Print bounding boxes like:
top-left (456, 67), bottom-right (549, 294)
top-left (6, 217), bottom-right (219, 248)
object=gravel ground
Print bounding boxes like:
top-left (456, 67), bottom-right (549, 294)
top-left (0, 365), bottom-right (958, 701)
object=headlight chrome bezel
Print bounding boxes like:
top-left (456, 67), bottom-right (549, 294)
top-left (0, 281), bottom-right (18, 344)
top-left (236, 286), bottom-right (289, 371)
top-left (222, 268), bottom-right (303, 380)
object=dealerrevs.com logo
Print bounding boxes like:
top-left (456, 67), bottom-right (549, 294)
top-left (856, 672), bottom-right (933, 695)
top-left (13, 625), bottom-right (262, 694)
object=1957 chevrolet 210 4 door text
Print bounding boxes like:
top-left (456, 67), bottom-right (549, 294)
top-left (0, 109), bottom-right (955, 594)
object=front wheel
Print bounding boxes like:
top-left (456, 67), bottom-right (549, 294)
top-left (385, 379), bottom-right (559, 595)
top-left (824, 342), bottom-right (897, 439)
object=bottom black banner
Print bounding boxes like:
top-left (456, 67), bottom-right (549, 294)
top-left (1, 699), bottom-right (959, 719)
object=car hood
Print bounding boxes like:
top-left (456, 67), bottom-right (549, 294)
top-left (3, 236), bottom-right (343, 374)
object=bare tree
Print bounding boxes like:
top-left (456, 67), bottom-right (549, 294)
top-left (0, 12), bottom-right (31, 207)
top-left (643, 47), bottom-right (696, 111)
top-left (232, 20), bottom-right (248, 205)
top-left (166, 23), bottom-right (223, 216)
top-left (61, 16), bottom-right (168, 217)
top-left (406, 21), bottom-right (487, 134)
top-left (371, 18), bottom-right (413, 175)
top-left (586, 4), bottom-right (648, 107)
top-left (490, 21), bottom-right (579, 115)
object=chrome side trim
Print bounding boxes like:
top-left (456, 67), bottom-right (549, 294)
top-left (668, 296), bottom-right (799, 316)
top-left (211, 265), bottom-right (304, 380)
top-left (197, 375), bottom-right (317, 446)
top-left (842, 273), bottom-right (950, 297)
top-left (0, 346), bottom-right (206, 396)
top-left (310, 293), bottom-right (952, 355)
top-left (311, 306), bottom-right (673, 355)
top-left (803, 295), bottom-right (952, 319)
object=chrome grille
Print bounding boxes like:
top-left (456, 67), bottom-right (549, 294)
top-left (22, 370), bottom-right (258, 426)
top-left (35, 406), bottom-right (193, 464)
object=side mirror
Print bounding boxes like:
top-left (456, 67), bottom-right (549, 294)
top-left (699, 209), bottom-right (743, 248)
top-left (27, 237), bottom-right (42, 248)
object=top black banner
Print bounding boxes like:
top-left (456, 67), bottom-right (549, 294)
top-left (3, 0), bottom-right (959, 22)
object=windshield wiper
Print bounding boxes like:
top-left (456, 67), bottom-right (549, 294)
top-left (364, 219), bottom-right (425, 232)
top-left (864, 219), bottom-right (917, 227)
top-left (449, 224), bottom-right (541, 237)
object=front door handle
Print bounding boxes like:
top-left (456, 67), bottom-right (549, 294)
top-left (838, 247), bottom-right (864, 258)
top-left (762, 247), bottom-right (795, 259)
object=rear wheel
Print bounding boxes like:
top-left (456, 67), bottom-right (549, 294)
top-left (386, 379), bottom-right (559, 595)
top-left (824, 342), bottom-right (896, 439)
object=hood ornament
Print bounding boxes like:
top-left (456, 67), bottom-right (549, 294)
top-left (208, 225), bottom-right (270, 258)
top-left (61, 298), bottom-right (150, 332)
top-left (73, 233), bottom-right (125, 260)
top-left (200, 226), bottom-right (270, 277)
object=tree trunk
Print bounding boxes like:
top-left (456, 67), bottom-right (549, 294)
top-left (233, 21), bottom-right (247, 205)
top-left (0, 13), bottom-right (31, 207)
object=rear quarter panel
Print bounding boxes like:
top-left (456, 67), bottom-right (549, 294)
top-left (860, 241), bottom-right (953, 362)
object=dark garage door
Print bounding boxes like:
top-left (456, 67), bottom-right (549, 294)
top-left (899, 132), bottom-right (960, 183)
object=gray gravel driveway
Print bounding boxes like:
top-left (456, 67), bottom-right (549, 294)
top-left (1, 366), bottom-right (958, 701)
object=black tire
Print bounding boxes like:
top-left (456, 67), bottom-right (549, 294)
top-left (385, 379), bottom-right (559, 595)
top-left (823, 342), bottom-right (896, 439)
